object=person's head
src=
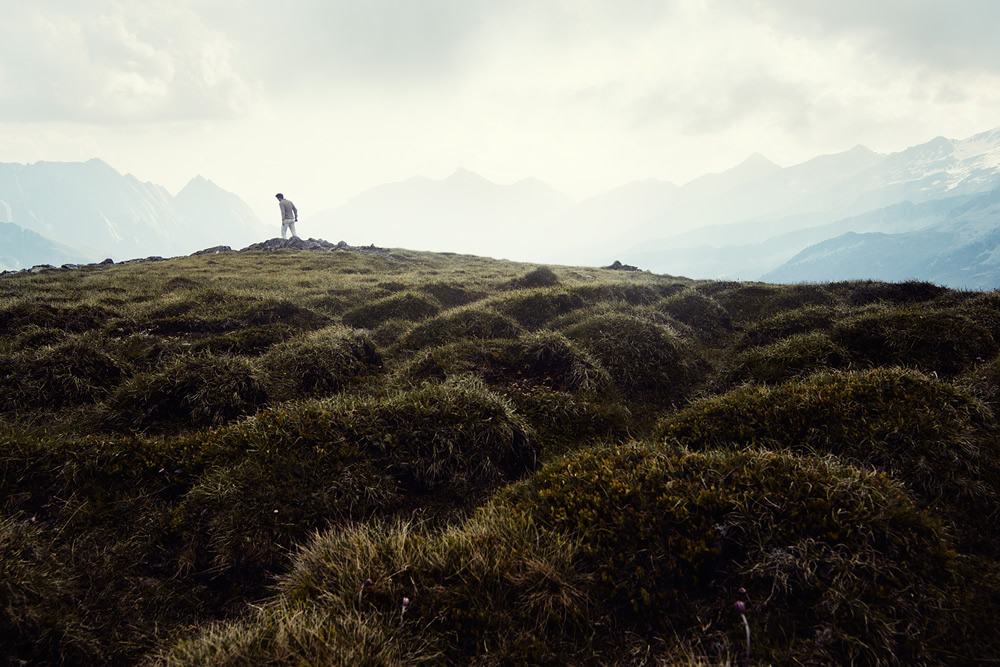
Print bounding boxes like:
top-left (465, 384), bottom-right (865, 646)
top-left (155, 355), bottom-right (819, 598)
top-left (275, 193), bottom-right (284, 200)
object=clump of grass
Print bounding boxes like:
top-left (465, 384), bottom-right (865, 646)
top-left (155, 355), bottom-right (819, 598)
top-left (723, 332), bottom-right (850, 386)
top-left (0, 336), bottom-right (126, 413)
top-left (501, 444), bottom-right (991, 664)
top-left (0, 513), bottom-right (100, 665)
top-left (656, 289), bottom-right (733, 342)
top-left (11, 325), bottom-right (68, 349)
top-left (830, 279), bottom-right (949, 306)
top-left (832, 304), bottom-right (997, 376)
top-left (490, 288), bottom-right (587, 330)
top-left (342, 292), bottom-right (441, 329)
top-left (190, 323), bottom-right (293, 356)
top-left (164, 446), bottom-right (995, 665)
top-left (709, 283), bottom-right (843, 325)
top-left (260, 326), bottom-right (383, 401)
top-left (0, 301), bottom-right (113, 335)
top-left (100, 354), bottom-right (268, 432)
top-left (506, 265), bottom-right (560, 289)
top-left (736, 305), bottom-right (840, 349)
top-left (168, 379), bottom-right (535, 578)
top-left (397, 305), bottom-right (524, 351)
top-left (418, 281), bottom-right (483, 307)
top-left (658, 367), bottom-right (1000, 549)
top-left (562, 310), bottom-right (706, 401)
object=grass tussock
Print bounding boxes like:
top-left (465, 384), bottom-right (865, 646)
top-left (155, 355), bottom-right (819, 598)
top-left (659, 367), bottom-right (1000, 550)
top-left (2, 249), bottom-right (999, 665)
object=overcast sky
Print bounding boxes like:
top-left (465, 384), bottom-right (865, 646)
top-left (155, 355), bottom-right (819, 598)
top-left (3, 1), bottom-right (999, 225)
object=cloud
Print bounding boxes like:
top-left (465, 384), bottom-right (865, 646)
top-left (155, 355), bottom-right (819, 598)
top-left (740, 0), bottom-right (1000, 73)
top-left (0, 2), bottom-right (251, 123)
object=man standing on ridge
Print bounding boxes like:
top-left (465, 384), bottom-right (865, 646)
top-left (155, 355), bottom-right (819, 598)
top-left (275, 193), bottom-right (299, 239)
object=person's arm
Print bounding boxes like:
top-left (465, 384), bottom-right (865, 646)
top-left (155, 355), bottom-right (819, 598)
top-left (291, 201), bottom-right (298, 221)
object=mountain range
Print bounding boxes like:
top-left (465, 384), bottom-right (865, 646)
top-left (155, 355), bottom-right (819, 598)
top-left (7, 127), bottom-right (1000, 288)
top-left (0, 159), bottom-right (268, 271)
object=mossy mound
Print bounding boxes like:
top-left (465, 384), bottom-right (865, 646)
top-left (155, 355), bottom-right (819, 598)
top-left (724, 332), bottom-right (850, 386)
top-left (402, 332), bottom-right (611, 395)
top-left (417, 281), bottom-right (483, 308)
top-left (10, 325), bottom-right (69, 349)
top-left (568, 282), bottom-right (679, 307)
top-left (832, 305), bottom-right (997, 376)
top-left (261, 327), bottom-right (383, 401)
top-left (737, 305), bottom-right (840, 349)
top-left (563, 311), bottom-right (706, 399)
top-left (656, 290), bottom-right (733, 342)
top-left (830, 279), bottom-right (950, 306)
top-left (100, 355), bottom-right (268, 432)
top-left (189, 378), bottom-right (535, 498)
top-left (0, 514), bottom-right (99, 665)
top-left (0, 301), bottom-right (113, 335)
top-left (659, 367), bottom-right (1000, 548)
top-left (490, 288), bottom-right (587, 329)
top-left (342, 292), bottom-right (441, 329)
top-left (164, 447), bottom-right (997, 665)
top-left (0, 337), bottom-right (126, 412)
top-left (506, 265), bottom-right (560, 289)
top-left (397, 305), bottom-right (523, 351)
top-left (710, 283), bottom-right (843, 324)
top-left (190, 323), bottom-right (293, 356)
top-left (501, 445), bottom-right (995, 664)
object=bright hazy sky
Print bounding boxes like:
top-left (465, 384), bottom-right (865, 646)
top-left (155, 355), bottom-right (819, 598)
top-left (3, 1), bottom-right (1000, 224)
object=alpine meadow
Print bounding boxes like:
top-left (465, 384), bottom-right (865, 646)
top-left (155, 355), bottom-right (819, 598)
top-left (2, 242), bottom-right (999, 665)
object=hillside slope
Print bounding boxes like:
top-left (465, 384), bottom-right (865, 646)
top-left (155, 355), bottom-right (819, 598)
top-left (1, 248), bottom-right (998, 665)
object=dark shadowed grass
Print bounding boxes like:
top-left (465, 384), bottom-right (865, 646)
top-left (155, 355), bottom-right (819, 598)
top-left (562, 309), bottom-right (708, 402)
top-left (99, 354), bottom-right (269, 433)
top-left (2, 250), bottom-right (1000, 665)
top-left (0, 335), bottom-right (126, 414)
top-left (395, 304), bottom-right (524, 351)
top-left (655, 289), bottom-right (734, 342)
top-left (658, 367), bottom-right (1000, 551)
top-left (736, 304), bottom-right (842, 349)
top-left (259, 326), bottom-right (383, 401)
top-left (341, 291), bottom-right (441, 329)
top-left (722, 331), bottom-right (850, 387)
top-left (831, 304), bottom-right (997, 376)
top-left (706, 282), bottom-right (844, 325)
top-left (160, 445), bottom-right (998, 666)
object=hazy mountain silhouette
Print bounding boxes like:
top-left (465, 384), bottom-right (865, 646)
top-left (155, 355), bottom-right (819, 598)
top-left (0, 159), bottom-right (268, 268)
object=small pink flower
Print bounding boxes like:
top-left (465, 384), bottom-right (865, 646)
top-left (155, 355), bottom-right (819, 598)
top-left (734, 600), bottom-right (746, 615)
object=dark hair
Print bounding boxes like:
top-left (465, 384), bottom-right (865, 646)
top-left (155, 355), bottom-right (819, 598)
top-left (275, 193), bottom-right (284, 199)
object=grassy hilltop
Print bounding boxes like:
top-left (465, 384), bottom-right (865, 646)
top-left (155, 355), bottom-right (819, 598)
top-left (1, 246), bottom-right (999, 665)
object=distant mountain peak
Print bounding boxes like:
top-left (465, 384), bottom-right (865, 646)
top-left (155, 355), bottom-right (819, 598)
top-left (447, 167), bottom-right (490, 184)
top-left (739, 152), bottom-right (780, 169)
